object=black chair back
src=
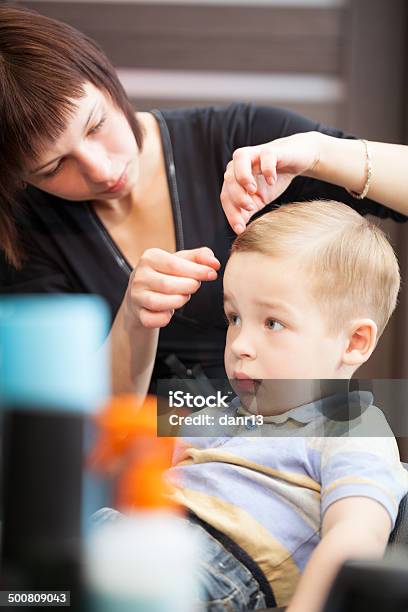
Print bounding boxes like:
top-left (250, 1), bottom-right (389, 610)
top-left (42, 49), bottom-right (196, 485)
top-left (389, 462), bottom-right (408, 545)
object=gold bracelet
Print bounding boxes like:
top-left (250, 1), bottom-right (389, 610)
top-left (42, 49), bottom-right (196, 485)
top-left (347, 139), bottom-right (372, 199)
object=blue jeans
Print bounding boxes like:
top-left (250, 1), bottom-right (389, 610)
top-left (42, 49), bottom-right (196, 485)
top-left (188, 519), bottom-right (267, 611)
top-left (91, 508), bottom-right (267, 611)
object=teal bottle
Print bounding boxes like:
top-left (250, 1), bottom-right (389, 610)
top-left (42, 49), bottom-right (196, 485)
top-left (0, 295), bottom-right (110, 611)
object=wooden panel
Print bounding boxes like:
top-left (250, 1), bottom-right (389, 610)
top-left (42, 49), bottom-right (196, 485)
top-left (345, 0), bottom-right (407, 141)
top-left (345, 0), bottom-right (408, 383)
top-left (21, 1), bottom-right (345, 74)
top-left (132, 98), bottom-right (343, 127)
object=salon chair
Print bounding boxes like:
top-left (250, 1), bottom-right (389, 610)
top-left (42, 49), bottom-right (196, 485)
top-left (260, 462), bottom-right (408, 612)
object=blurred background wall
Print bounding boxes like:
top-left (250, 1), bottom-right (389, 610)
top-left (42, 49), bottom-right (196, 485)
top-left (14, 0), bottom-right (407, 139)
top-left (11, 0), bottom-right (408, 451)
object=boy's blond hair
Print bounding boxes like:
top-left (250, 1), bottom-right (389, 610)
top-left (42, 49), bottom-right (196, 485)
top-left (231, 200), bottom-right (400, 338)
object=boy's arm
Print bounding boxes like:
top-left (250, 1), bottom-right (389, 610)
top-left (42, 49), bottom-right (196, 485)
top-left (286, 497), bottom-right (391, 612)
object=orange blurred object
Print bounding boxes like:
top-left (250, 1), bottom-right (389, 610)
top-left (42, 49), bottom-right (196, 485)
top-left (88, 394), bottom-right (180, 512)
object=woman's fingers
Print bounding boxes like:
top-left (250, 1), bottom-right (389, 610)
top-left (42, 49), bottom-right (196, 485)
top-left (231, 146), bottom-right (262, 193)
top-left (176, 246), bottom-right (221, 274)
top-left (259, 148), bottom-right (278, 186)
top-left (127, 247), bottom-right (222, 328)
top-left (231, 145), bottom-right (279, 190)
top-left (138, 308), bottom-right (175, 329)
top-left (147, 270), bottom-right (202, 295)
top-left (220, 186), bottom-right (248, 234)
top-left (141, 247), bottom-right (220, 281)
top-left (139, 290), bottom-right (192, 313)
top-left (221, 195), bottom-right (258, 234)
top-left (221, 145), bottom-right (280, 234)
top-left (221, 168), bottom-right (257, 233)
top-left (221, 166), bottom-right (270, 234)
top-left (224, 161), bottom-right (256, 212)
top-left (220, 133), bottom-right (322, 233)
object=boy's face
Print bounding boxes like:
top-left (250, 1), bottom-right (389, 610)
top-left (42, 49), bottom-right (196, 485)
top-left (223, 252), bottom-right (348, 407)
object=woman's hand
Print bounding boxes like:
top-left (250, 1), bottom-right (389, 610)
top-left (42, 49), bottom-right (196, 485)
top-left (124, 247), bottom-right (221, 329)
top-left (221, 131), bottom-right (321, 234)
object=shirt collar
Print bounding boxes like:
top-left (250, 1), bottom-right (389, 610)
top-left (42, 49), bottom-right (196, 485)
top-left (235, 390), bottom-right (374, 424)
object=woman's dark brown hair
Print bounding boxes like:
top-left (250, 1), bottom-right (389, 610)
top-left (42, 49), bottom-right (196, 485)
top-left (0, 4), bottom-right (143, 268)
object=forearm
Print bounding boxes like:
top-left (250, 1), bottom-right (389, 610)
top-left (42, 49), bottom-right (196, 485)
top-left (307, 133), bottom-right (408, 216)
top-left (108, 302), bottom-right (159, 397)
top-left (287, 521), bottom-right (388, 612)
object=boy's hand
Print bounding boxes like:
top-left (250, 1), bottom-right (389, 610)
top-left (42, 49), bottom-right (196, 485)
top-left (124, 247), bottom-right (221, 329)
top-left (220, 131), bottom-right (320, 234)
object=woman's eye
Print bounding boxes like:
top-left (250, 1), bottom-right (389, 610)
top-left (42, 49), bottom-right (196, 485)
top-left (266, 319), bottom-right (284, 331)
top-left (43, 160), bottom-right (64, 178)
top-left (40, 116), bottom-right (107, 179)
top-left (88, 115), bottom-right (106, 136)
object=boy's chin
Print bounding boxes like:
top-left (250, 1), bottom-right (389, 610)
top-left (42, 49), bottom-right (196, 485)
top-left (238, 392), bottom-right (260, 415)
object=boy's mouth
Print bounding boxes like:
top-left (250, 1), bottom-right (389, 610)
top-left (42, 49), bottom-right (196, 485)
top-left (232, 372), bottom-right (261, 394)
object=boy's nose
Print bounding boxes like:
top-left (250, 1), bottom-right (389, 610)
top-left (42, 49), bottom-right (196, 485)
top-left (230, 330), bottom-right (257, 360)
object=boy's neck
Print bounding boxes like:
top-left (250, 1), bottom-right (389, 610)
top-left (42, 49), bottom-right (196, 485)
top-left (241, 379), bottom-right (351, 416)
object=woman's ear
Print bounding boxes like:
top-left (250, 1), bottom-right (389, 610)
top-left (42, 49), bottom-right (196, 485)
top-left (342, 319), bottom-right (378, 367)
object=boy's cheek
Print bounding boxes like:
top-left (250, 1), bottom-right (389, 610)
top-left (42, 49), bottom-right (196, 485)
top-left (223, 349), bottom-right (234, 379)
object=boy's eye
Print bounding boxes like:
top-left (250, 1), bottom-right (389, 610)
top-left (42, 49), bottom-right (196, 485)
top-left (225, 312), bottom-right (241, 326)
top-left (266, 319), bottom-right (284, 331)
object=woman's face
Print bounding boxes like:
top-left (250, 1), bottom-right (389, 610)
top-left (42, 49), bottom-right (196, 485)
top-left (26, 82), bottom-right (139, 201)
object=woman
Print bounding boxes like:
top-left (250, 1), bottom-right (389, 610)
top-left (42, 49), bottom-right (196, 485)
top-left (0, 5), bottom-right (406, 396)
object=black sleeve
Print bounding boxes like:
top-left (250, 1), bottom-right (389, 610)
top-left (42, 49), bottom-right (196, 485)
top-left (0, 249), bottom-right (74, 294)
top-left (0, 202), bottom-right (75, 295)
top-left (0, 243), bottom-right (75, 294)
top-left (221, 103), bottom-right (407, 223)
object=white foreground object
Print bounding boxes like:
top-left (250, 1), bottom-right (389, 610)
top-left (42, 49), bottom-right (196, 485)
top-left (85, 511), bottom-right (202, 612)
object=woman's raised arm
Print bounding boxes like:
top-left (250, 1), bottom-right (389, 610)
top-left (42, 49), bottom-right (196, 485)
top-left (310, 134), bottom-right (408, 216)
top-left (221, 131), bottom-right (408, 234)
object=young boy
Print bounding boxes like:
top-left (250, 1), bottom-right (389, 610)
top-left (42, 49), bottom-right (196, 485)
top-left (164, 200), bottom-right (408, 611)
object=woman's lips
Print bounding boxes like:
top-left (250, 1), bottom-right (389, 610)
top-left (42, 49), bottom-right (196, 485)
top-left (104, 168), bottom-right (128, 194)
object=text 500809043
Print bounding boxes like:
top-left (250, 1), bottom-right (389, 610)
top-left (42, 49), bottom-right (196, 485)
top-left (0, 592), bottom-right (70, 607)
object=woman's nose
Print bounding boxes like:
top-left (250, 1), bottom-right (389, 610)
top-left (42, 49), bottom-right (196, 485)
top-left (76, 145), bottom-right (112, 184)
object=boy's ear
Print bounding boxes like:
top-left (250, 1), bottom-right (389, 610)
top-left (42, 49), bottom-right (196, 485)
top-left (342, 319), bottom-right (378, 367)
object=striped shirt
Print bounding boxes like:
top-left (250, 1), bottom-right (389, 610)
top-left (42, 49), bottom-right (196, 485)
top-left (165, 392), bottom-right (408, 606)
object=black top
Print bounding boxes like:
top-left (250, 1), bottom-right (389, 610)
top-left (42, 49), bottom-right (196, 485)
top-left (1, 104), bottom-right (406, 385)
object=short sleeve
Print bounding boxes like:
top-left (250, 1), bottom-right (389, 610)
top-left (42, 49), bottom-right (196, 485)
top-left (319, 436), bottom-right (408, 527)
top-left (0, 248), bottom-right (74, 294)
top-left (0, 199), bottom-right (75, 295)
